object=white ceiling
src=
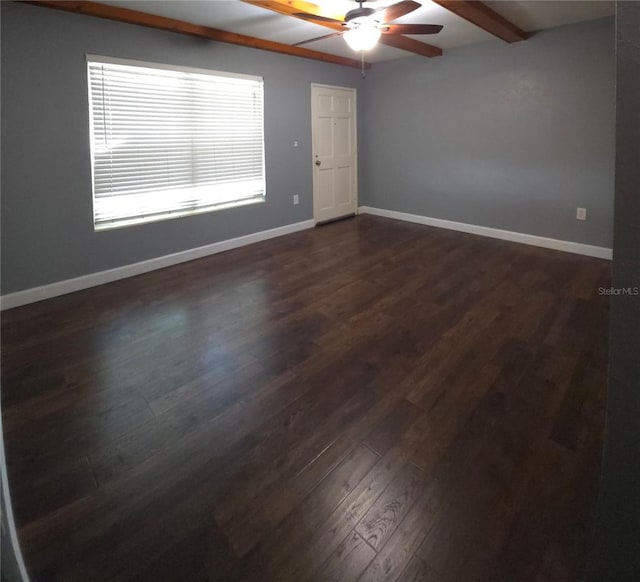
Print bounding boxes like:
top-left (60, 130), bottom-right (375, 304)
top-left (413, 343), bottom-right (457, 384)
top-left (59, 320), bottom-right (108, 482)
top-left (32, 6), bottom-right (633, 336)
top-left (99, 0), bottom-right (615, 62)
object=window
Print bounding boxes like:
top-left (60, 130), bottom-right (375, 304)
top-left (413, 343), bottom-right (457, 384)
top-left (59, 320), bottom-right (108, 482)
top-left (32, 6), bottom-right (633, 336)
top-left (87, 56), bottom-right (265, 230)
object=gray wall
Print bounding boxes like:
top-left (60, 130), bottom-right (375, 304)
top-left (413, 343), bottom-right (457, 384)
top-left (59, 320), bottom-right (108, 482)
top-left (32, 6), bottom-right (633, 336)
top-left (0, 2), bottom-right (363, 294)
top-left (1, 4), bottom-right (616, 295)
top-left (587, 3), bottom-right (640, 580)
top-left (361, 17), bottom-right (615, 248)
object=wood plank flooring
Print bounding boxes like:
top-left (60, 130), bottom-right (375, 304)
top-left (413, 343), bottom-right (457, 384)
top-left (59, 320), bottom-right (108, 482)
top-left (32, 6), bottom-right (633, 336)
top-left (1, 215), bottom-right (610, 582)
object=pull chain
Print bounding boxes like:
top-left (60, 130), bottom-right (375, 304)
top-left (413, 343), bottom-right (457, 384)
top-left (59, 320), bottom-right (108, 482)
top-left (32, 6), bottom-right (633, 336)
top-left (361, 51), bottom-right (365, 79)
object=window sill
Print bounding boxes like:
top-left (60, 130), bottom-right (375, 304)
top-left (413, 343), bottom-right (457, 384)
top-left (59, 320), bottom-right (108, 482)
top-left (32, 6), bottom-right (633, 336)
top-left (94, 196), bottom-right (265, 232)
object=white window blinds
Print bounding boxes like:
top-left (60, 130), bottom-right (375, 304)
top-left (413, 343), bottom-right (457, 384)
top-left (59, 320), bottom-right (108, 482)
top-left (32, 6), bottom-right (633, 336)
top-left (87, 56), bottom-right (265, 230)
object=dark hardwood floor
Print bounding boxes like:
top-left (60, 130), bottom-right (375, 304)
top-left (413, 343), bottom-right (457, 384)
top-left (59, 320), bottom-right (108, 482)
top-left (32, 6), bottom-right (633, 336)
top-left (1, 215), bottom-right (610, 582)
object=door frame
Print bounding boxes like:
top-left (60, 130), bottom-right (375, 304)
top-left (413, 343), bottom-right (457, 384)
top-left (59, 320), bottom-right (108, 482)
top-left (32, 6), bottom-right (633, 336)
top-left (310, 83), bottom-right (358, 224)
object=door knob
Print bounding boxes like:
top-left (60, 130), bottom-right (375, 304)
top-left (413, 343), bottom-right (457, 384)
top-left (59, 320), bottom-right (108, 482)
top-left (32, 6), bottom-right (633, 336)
top-left (315, 159), bottom-right (321, 166)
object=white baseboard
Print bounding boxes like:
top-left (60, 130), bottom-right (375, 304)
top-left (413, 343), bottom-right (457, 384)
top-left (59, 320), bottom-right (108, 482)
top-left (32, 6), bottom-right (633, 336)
top-left (2, 210), bottom-right (612, 310)
top-left (0, 413), bottom-right (31, 581)
top-left (1, 220), bottom-right (315, 310)
top-left (358, 206), bottom-right (612, 260)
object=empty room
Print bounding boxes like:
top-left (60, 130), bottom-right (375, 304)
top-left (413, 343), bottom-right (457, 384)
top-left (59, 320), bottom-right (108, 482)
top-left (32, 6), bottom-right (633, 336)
top-left (1, 0), bottom-right (638, 581)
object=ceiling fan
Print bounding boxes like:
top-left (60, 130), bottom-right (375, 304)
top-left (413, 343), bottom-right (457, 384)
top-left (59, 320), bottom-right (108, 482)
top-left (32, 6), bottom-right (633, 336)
top-left (293, 0), bottom-right (443, 51)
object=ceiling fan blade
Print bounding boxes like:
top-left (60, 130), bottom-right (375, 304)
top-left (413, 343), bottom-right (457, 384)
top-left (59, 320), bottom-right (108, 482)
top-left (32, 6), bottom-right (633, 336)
top-left (379, 34), bottom-right (442, 57)
top-left (292, 12), bottom-right (345, 25)
top-left (382, 23), bottom-right (443, 35)
top-left (293, 31), bottom-right (345, 46)
top-left (375, 0), bottom-right (421, 23)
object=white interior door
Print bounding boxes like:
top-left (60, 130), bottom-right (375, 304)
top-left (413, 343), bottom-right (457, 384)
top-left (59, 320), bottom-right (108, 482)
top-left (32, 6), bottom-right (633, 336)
top-left (311, 84), bottom-right (357, 224)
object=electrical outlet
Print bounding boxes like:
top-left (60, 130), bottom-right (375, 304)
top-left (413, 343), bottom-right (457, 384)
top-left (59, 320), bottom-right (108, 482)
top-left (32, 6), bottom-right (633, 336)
top-left (293, 140), bottom-right (299, 148)
top-left (576, 207), bottom-right (587, 221)
top-left (293, 194), bottom-right (299, 205)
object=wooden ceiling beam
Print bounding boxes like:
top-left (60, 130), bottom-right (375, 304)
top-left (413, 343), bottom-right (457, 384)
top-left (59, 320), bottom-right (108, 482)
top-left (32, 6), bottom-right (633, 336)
top-left (23, 0), bottom-right (369, 69)
top-left (244, 0), bottom-right (442, 58)
top-left (245, 0), bottom-right (346, 23)
top-left (432, 0), bottom-right (528, 43)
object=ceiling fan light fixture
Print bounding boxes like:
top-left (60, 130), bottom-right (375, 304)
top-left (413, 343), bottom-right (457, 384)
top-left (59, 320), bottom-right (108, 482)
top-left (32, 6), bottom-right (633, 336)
top-left (343, 22), bottom-right (381, 51)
